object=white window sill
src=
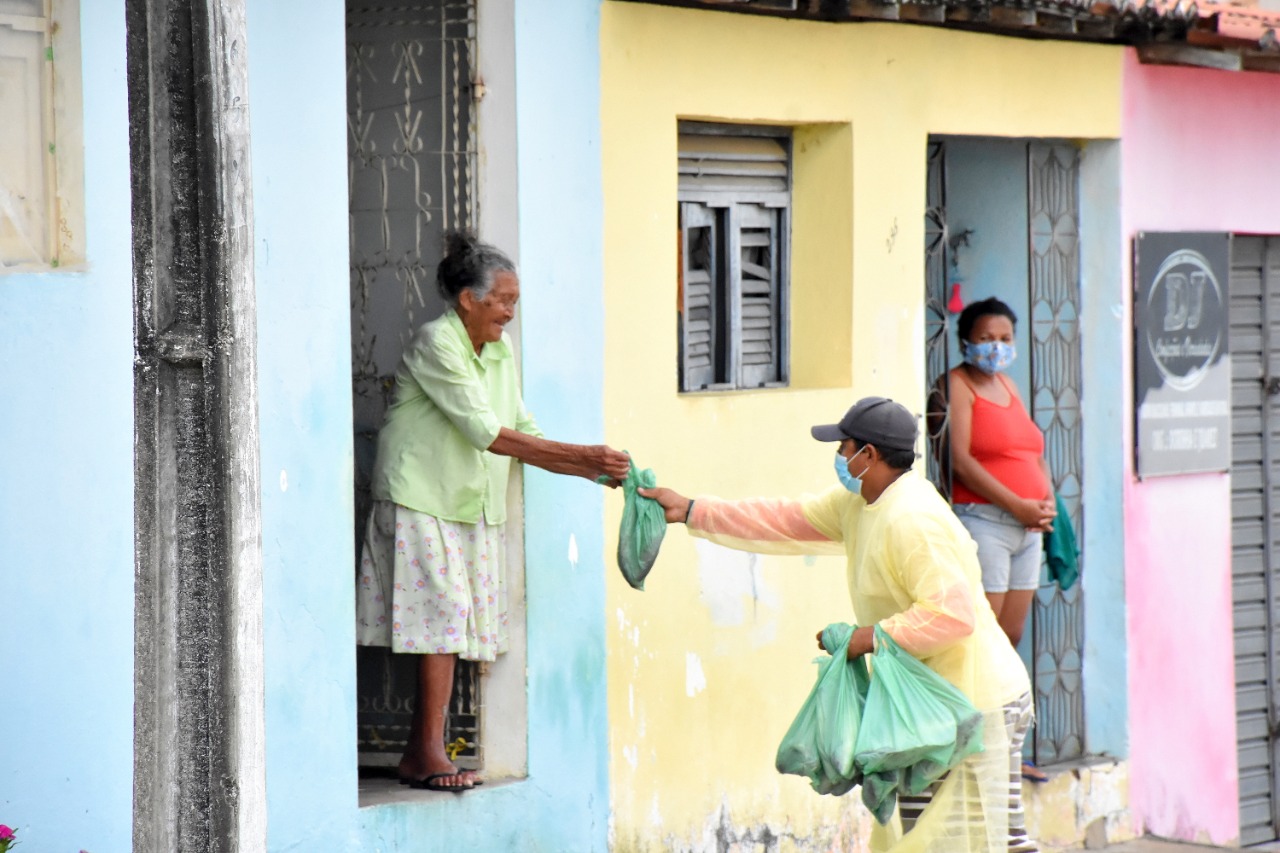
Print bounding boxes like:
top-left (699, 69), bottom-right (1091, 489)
top-left (358, 774), bottom-right (522, 809)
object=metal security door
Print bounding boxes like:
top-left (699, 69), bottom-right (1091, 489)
top-left (1231, 235), bottom-right (1280, 846)
top-left (1026, 143), bottom-right (1085, 763)
top-left (923, 140), bottom-right (951, 491)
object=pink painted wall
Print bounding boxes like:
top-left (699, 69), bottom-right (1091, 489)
top-left (1122, 49), bottom-right (1280, 845)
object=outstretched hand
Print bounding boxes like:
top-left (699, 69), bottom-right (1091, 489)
top-left (591, 445), bottom-right (632, 486)
top-left (637, 486), bottom-right (691, 524)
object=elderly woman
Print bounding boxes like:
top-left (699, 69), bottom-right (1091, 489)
top-left (356, 231), bottom-right (630, 792)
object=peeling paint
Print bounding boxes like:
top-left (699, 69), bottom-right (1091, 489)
top-left (685, 652), bottom-right (706, 697)
top-left (568, 532), bottom-right (578, 568)
top-left (279, 468), bottom-right (288, 492)
top-left (613, 800), bottom-right (871, 853)
top-left (693, 539), bottom-right (779, 627)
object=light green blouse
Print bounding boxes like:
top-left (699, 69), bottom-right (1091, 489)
top-left (370, 309), bottom-right (542, 525)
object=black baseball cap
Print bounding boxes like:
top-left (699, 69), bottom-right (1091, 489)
top-left (810, 396), bottom-right (918, 451)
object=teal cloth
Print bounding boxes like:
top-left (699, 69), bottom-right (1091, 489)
top-left (1043, 493), bottom-right (1079, 591)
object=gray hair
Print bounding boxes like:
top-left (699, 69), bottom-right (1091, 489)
top-left (436, 230), bottom-right (517, 306)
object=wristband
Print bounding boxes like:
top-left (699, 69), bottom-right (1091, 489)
top-left (684, 499), bottom-right (695, 524)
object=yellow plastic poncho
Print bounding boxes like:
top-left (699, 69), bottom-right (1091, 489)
top-left (688, 473), bottom-right (1031, 853)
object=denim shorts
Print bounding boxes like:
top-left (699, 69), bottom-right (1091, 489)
top-left (954, 503), bottom-right (1043, 593)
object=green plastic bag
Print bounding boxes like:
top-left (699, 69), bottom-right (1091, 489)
top-left (860, 767), bottom-right (902, 826)
top-left (855, 625), bottom-right (985, 822)
top-left (902, 663), bottom-right (985, 795)
top-left (776, 623), bottom-right (870, 796)
top-left (617, 458), bottom-right (666, 590)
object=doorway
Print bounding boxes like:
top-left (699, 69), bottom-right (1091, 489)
top-left (924, 136), bottom-right (1085, 765)
top-left (346, 0), bottom-right (482, 774)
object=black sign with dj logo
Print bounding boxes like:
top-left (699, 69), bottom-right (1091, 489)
top-left (1134, 232), bottom-right (1231, 478)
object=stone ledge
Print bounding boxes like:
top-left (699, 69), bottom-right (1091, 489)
top-left (1023, 757), bottom-right (1139, 851)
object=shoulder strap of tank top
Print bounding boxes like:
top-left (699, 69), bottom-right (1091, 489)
top-left (995, 372), bottom-right (1018, 398)
top-left (951, 368), bottom-right (978, 395)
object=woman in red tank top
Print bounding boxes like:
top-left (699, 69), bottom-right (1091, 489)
top-left (947, 297), bottom-right (1056, 782)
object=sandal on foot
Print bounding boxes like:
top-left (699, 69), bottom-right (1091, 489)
top-left (1021, 761), bottom-right (1048, 783)
top-left (410, 772), bottom-right (474, 793)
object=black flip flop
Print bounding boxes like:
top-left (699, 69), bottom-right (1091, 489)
top-left (411, 772), bottom-right (474, 793)
top-left (399, 770), bottom-right (484, 788)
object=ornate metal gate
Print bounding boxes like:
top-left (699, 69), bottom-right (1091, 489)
top-left (923, 138), bottom-right (1085, 765)
top-left (924, 141), bottom-right (952, 492)
top-left (1026, 142), bottom-right (1084, 763)
top-left (348, 0), bottom-right (482, 771)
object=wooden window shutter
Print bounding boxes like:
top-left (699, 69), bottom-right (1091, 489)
top-left (680, 202), bottom-right (719, 391)
top-left (736, 203), bottom-right (784, 388)
top-left (678, 134), bottom-right (787, 196)
top-left (677, 125), bottom-right (789, 392)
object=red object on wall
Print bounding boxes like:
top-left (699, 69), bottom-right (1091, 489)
top-left (948, 282), bottom-right (964, 314)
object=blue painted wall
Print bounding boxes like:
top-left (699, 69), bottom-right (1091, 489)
top-left (1077, 140), bottom-right (1126, 758)
top-left (945, 137), bottom-right (1033, 396)
top-left (511, 0), bottom-right (611, 841)
top-left (247, 1), bottom-right (361, 850)
top-left (0, 4), bottom-right (135, 852)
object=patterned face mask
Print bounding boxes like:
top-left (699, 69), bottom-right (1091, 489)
top-left (963, 340), bottom-right (1016, 375)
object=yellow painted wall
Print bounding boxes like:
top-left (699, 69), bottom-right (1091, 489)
top-left (599, 5), bottom-right (1122, 849)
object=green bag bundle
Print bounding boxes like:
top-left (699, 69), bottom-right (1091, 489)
top-left (855, 626), bottom-right (985, 822)
top-left (617, 458), bottom-right (667, 591)
top-left (775, 623), bottom-right (870, 797)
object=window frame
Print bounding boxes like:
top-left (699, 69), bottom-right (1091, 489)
top-left (0, 0), bottom-right (84, 273)
top-left (677, 121), bottom-right (791, 393)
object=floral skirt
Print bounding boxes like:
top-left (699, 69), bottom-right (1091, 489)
top-left (355, 500), bottom-right (508, 662)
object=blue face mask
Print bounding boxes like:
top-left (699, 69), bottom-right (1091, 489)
top-left (834, 446), bottom-right (869, 493)
top-left (963, 340), bottom-right (1016, 375)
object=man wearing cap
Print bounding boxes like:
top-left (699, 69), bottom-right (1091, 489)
top-left (640, 396), bottom-right (1037, 852)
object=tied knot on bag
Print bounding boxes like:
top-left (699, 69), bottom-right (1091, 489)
top-left (820, 624), bottom-right (852, 658)
top-left (775, 622), bottom-right (869, 798)
top-left (616, 455), bottom-right (667, 590)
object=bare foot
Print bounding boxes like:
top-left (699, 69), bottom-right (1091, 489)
top-left (1021, 761), bottom-right (1048, 782)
